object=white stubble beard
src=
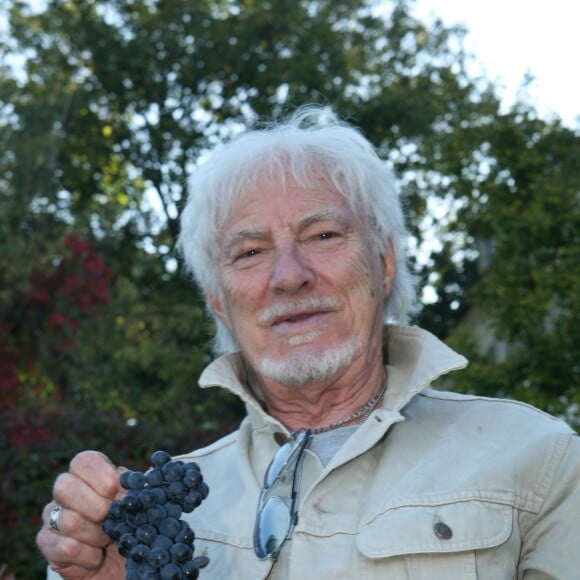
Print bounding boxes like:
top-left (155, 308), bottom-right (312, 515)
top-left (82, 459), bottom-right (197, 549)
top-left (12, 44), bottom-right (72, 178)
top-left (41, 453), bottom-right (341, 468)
top-left (256, 337), bottom-right (359, 387)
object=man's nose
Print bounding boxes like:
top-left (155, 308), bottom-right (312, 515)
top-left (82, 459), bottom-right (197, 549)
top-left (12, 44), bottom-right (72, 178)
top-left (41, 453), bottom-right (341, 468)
top-left (269, 244), bottom-right (315, 294)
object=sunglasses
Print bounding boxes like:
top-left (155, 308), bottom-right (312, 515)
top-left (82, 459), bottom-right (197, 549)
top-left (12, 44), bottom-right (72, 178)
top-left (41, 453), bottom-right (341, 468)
top-left (253, 429), bottom-right (312, 560)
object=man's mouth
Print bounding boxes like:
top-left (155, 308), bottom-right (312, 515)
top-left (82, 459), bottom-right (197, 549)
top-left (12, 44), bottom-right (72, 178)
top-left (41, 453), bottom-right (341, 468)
top-left (275, 311), bottom-right (320, 325)
top-left (258, 297), bottom-right (341, 328)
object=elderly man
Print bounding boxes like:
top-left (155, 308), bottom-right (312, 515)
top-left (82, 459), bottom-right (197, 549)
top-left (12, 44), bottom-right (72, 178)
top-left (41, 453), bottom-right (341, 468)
top-left (37, 107), bottom-right (580, 579)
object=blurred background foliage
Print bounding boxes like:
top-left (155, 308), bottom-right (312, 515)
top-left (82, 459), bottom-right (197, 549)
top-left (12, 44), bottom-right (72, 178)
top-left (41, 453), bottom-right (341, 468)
top-left (0, 0), bottom-right (578, 575)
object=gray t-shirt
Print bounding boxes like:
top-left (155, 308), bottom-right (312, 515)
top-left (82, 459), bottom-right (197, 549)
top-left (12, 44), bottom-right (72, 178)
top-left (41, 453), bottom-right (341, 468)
top-left (309, 424), bottom-right (358, 467)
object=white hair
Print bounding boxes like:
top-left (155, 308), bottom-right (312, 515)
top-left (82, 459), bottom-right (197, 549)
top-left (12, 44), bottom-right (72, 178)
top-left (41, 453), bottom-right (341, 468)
top-left (178, 105), bottom-right (416, 355)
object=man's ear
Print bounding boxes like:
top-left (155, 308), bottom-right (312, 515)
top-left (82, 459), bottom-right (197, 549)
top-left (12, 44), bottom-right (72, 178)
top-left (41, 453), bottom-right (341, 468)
top-left (207, 293), bottom-right (232, 331)
top-left (381, 241), bottom-right (397, 297)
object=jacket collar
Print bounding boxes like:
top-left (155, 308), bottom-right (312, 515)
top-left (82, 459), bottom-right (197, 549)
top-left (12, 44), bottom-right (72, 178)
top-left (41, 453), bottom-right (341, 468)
top-left (198, 325), bottom-right (468, 429)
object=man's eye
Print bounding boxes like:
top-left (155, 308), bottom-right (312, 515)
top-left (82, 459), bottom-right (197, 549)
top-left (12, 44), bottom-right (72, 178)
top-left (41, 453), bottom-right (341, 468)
top-left (317, 232), bottom-right (336, 240)
top-left (236, 249), bottom-right (260, 260)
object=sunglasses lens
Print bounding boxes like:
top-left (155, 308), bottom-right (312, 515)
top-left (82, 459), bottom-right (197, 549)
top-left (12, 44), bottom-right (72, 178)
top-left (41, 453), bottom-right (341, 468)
top-left (254, 496), bottom-right (292, 559)
top-left (264, 430), bottom-right (309, 489)
top-left (264, 443), bottom-right (293, 488)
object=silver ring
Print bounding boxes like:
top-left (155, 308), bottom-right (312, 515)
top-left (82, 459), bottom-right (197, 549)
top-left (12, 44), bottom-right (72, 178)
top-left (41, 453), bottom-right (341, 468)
top-left (49, 504), bottom-right (63, 533)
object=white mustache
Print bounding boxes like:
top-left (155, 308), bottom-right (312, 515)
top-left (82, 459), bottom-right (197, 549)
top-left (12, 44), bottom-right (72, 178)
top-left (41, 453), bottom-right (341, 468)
top-left (258, 297), bottom-right (341, 326)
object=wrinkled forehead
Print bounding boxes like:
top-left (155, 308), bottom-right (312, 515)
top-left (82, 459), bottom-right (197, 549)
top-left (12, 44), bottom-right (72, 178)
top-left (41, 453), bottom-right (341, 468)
top-left (216, 161), bottom-right (365, 228)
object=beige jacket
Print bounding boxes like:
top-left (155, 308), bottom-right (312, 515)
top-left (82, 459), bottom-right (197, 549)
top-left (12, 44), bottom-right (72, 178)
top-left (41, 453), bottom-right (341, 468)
top-left (178, 325), bottom-right (580, 579)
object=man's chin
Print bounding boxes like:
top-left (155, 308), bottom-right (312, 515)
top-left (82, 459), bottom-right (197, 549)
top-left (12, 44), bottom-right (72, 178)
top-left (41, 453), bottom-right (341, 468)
top-left (256, 339), bottom-right (358, 387)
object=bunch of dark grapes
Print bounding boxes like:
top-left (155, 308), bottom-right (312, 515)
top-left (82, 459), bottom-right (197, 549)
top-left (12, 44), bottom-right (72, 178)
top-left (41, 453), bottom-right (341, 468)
top-left (102, 450), bottom-right (209, 580)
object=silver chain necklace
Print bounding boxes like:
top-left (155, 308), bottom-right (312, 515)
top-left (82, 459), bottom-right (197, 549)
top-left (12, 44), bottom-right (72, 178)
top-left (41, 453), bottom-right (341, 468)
top-left (309, 383), bottom-right (387, 435)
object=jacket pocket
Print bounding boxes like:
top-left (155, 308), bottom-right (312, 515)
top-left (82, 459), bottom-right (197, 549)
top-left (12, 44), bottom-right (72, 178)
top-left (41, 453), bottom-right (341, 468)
top-left (357, 500), bottom-right (514, 580)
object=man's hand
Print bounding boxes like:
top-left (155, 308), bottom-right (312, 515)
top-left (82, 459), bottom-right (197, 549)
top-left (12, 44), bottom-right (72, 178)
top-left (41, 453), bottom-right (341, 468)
top-left (36, 451), bottom-right (126, 579)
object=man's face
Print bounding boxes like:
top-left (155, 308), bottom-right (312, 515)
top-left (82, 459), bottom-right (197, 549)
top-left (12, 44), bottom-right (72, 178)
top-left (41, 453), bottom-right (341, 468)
top-left (209, 176), bottom-right (395, 387)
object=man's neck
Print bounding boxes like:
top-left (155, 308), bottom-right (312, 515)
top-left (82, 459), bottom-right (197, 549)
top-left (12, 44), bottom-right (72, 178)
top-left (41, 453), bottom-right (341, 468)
top-left (256, 354), bottom-right (388, 433)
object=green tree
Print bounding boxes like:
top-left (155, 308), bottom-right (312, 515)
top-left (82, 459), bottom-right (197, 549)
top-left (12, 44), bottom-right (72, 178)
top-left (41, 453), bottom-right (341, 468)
top-left (435, 110), bottom-right (580, 426)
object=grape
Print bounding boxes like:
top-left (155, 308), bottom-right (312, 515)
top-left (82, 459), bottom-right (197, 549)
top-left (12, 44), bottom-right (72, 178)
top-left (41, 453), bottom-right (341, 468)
top-left (112, 521), bottom-right (134, 541)
top-left (128, 471), bottom-right (147, 490)
top-left (162, 461), bottom-right (185, 483)
top-left (150, 450), bottom-right (172, 469)
top-left (151, 487), bottom-right (168, 505)
top-left (129, 544), bottom-right (150, 563)
top-left (108, 500), bottom-right (124, 519)
top-left (158, 517), bottom-right (181, 539)
top-left (164, 502), bottom-right (183, 520)
top-left (170, 543), bottom-right (193, 564)
top-left (160, 562), bottom-right (183, 580)
top-left (136, 523), bottom-right (158, 546)
top-left (147, 504), bottom-right (167, 526)
top-left (118, 533), bottom-right (139, 558)
top-left (152, 534), bottom-right (174, 550)
top-left (148, 547), bottom-right (171, 569)
top-left (120, 470), bottom-right (135, 489)
top-left (122, 492), bottom-right (143, 514)
top-left (102, 450), bottom-right (209, 579)
top-left (182, 557), bottom-right (208, 579)
top-left (198, 483), bottom-right (209, 500)
top-left (139, 489), bottom-right (158, 508)
top-left (181, 560), bottom-right (200, 579)
top-left (146, 469), bottom-right (165, 487)
top-left (127, 511), bottom-right (149, 528)
top-left (182, 470), bottom-right (202, 489)
top-left (182, 491), bottom-right (202, 513)
top-left (102, 517), bottom-right (117, 538)
top-left (167, 481), bottom-right (187, 503)
top-left (175, 522), bottom-right (195, 546)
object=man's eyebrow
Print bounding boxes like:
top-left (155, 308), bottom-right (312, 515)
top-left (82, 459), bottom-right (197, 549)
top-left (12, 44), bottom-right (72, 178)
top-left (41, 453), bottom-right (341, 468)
top-left (298, 209), bottom-right (349, 231)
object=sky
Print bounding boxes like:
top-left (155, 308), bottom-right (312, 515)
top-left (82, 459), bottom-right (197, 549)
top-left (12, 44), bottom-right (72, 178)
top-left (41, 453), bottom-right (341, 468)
top-left (411, 0), bottom-right (580, 129)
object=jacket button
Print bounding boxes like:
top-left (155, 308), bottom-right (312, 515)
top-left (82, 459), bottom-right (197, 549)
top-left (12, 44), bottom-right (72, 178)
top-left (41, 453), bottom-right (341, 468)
top-left (273, 432), bottom-right (288, 446)
top-left (433, 522), bottom-right (453, 540)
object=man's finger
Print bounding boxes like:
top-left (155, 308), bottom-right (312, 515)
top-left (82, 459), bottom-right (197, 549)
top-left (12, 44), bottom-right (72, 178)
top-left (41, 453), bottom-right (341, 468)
top-left (53, 472), bottom-right (113, 526)
top-left (42, 502), bottom-right (111, 548)
top-left (36, 526), bottom-right (108, 573)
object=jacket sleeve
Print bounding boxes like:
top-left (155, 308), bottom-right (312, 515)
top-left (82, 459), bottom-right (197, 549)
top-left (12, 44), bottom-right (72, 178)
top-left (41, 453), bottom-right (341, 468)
top-left (518, 433), bottom-right (580, 579)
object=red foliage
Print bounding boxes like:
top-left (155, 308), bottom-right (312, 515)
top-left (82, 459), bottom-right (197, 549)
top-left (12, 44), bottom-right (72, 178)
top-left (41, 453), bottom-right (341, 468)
top-left (26, 234), bottom-right (114, 319)
top-left (0, 359), bottom-right (20, 408)
top-left (64, 234), bottom-right (91, 255)
top-left (1, 234), bottom-right (115, 449)
top-left (48, 311), bottom-right (71, 327)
